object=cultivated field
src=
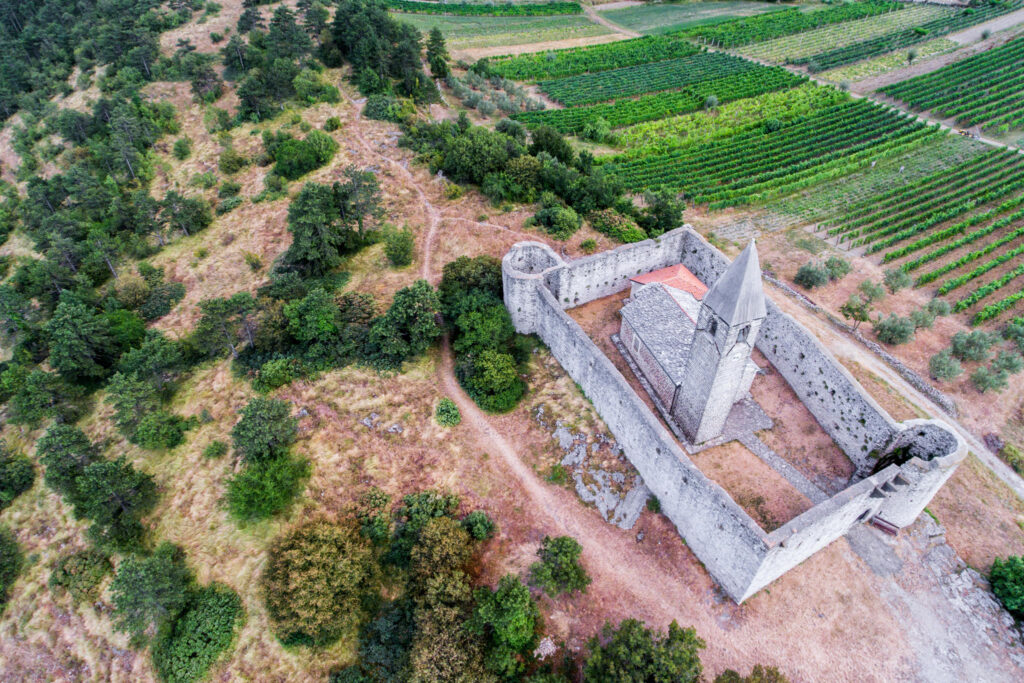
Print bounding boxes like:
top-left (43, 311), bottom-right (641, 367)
top-left (5, 1), bottom-right (1024, 682)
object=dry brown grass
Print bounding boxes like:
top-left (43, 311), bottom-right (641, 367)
top-left (932, 454), bottom-right (1024, 572)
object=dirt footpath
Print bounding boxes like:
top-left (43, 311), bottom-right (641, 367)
top-left (950, 7), bottom-right (1024, 44)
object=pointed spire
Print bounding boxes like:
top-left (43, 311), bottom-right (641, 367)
top-left (702, 239), bottom-right (766, 324)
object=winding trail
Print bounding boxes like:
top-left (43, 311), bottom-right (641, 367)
top-left (336, 86), bottom-right (1024, 681)
top-left (584, 4), bottom-right (642, 38)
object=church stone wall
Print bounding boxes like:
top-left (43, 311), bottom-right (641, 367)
top-left (621, 320), bottom-right (676, 409)
top-left (672, 231), bottom-right (900, 469)
top-left (501, 227), bottom-right (966, 602)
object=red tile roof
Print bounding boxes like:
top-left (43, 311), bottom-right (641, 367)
top-left (630, 264), bottom-right (708, 300)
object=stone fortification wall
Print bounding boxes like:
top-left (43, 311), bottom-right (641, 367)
top-left (671, 231), bottom-right (899, 469)
top-left (749, 466), bottom-right (903, 600)
top-left (552, 230), bottom-right (690, 308)
top-left (531, 284), bottom-right (769, 600)
top-left (502, 228), bottom-right (966, 601)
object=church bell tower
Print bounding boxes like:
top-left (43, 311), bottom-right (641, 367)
top-left (675, 240), bottom-right (766, 444)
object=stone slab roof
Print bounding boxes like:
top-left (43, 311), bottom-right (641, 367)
top-left (621, 283), bottom-right (696, 385)
top-left (630, 264), bottom-right (708, 301)
top-left (703, 240), bottom-right (766, 325)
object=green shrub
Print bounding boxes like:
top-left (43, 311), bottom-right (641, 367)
top-left (385, 227), bottom-right (415, 267)
top-left (202, 441), bottom-right (228, 459)
top-left (218, 180), bottom-right (241, 198)
top-left (225, 455), bottom-right (309, 522)
top-left (993, 350), bottom-right (1024, 375)
top-left (262, 519), bottom-right (374, 646)
top-left (253, 358), bottom-right (302, 393)
top-left (793, 263), bottom-right (829, 290)
top-left (529, 535), bottom-right (590, 597)
top-left (468, 574), bottom-right (538, 678)
top-left (272, 131), bottom-right (338, 180)
top-left (971, 365), bottom-right (1008, 393)
top-left (364, 95), bottom-right (415, 123)
top-left (909, 308), bottom-right (935, 330)
top-left (991, 556), bottom-right (1024, 618)
top-left (324, 117), bottom-right (342, 132)
top-left (435, 397), bottom-right (461, 427)
top-left (951, 330), bottom-right (997, 362)
top-left (873, 314), bottom-right (914, 345)
top-left (824, 256), bottom-right (851, 281)
top-left (215, 196), bottom-right (243, 214)
top-left (714, 664), bottom-right (790, 682)
top-left (534, 203), bottom-right (581, 240)
top-left (0, 526), bottom-right (23, 613)
top-left (49, 550), bottom-right (111, 603)
top-left (387, 490), bottom-right (461, 568)
top-left (581, 238), bottom-right (597, 254)
top-left (133, 411), bottom-right (189, 450)
top-left (0, 448), bottom-right (34, 510)
top-left (191, 172), bottom-right (217, 189)
top-left (461, 510), bottom-right (496, 541)
top-left (231, 397), bottom-right (298, 464)
top-left (356, 487), bottom-right (392, 544)
top-left (883, 267), bottom-right (912, 293)
top-left (173, 137), bottom-right (192, 160)
top-left (926, 299), bottom-right (951, 317)
top-left (588, 208), bottom-right (645, 243)
top-left (152, 583), bottom-right (244, 683)
top-left (458, 349), bottom-right (525, 413)
top-left (646, 495), bottom-right (661, 513)
top-left (218, 147), bottom-right (249, 175)
top-left (585, 619), bottom-right (704, 683)
top-left (928, 350), bottom-right (962, 381)
top-left (858, 280), bottom-right (886, 303)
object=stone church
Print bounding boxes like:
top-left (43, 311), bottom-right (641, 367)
top-left (619, 240), bottom-right (765, 444)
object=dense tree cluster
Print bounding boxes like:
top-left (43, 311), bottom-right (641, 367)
top-left (224, 4), bottom-right (339, 121)
top-left (438, 256), bottom-right (529, 413)
top-left (321, 0), bottom-right (439, 104)
top-left (109, 542), bottom-right (244, 681)
top-left (0, 526), bottom-right (21, 614)
top-left (36, 424), bottom-right (157, 551)
top-left (225, 397), bottom-right (308, 522)
top-left (402, 117), bottom-right (681, 242)
top-left (0, 443), bottom-right (34, 510)
top-left (0, 0), bottom-right (195, 122)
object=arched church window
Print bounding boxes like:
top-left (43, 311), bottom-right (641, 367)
top-left (708, 318), bottom-right (718, 336)
top-left (738, 325), bottom-right (750, 343)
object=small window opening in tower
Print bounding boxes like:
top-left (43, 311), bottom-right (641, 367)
top-left (709, 318), bottom-right (718, 336)
top-left (738, 325), bottom-right (751, 343)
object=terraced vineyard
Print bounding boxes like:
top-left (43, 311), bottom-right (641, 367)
top-left (618, 83), bottom-right (845, 153)
top-left (820, 37), bottom-right (959, 84)
top-left (514, 66), bottom-right (803, 133)
top-left (681, 1), bottom-right (901, 48)
top-left (825, 148), bottom-right (1024, 324)
top-left (793, 0), bottom-right (1024, 72)
top-left (395, 13), bottom-right (610, 49)
top-left (489, 35), bottom-right (699, 80)
top-left (740, 4), bottom-right (952, 63)
top-left (482, 2), bottom-right (1024, 326)
top-left (385, 0), bottom-right (581, 15)
top-left (537, 50), bottom-right (757, 106)
top-left (597, 1), bottom-right (784, 36)
top-left (880, 35), bottom-right (1024, 133)
top-left (604, 99), bottom-right (940, 207)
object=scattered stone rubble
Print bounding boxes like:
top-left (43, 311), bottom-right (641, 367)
top-left (536, 406), bottom-right (650, 530)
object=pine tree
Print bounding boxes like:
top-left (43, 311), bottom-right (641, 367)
top-left (76, 458), bottom-right (158, 551)
top-left (46, 295), bottom-right (115, 382)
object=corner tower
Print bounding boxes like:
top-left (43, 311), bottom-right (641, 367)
top-left (675, 240), bottom-right (766, 443)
